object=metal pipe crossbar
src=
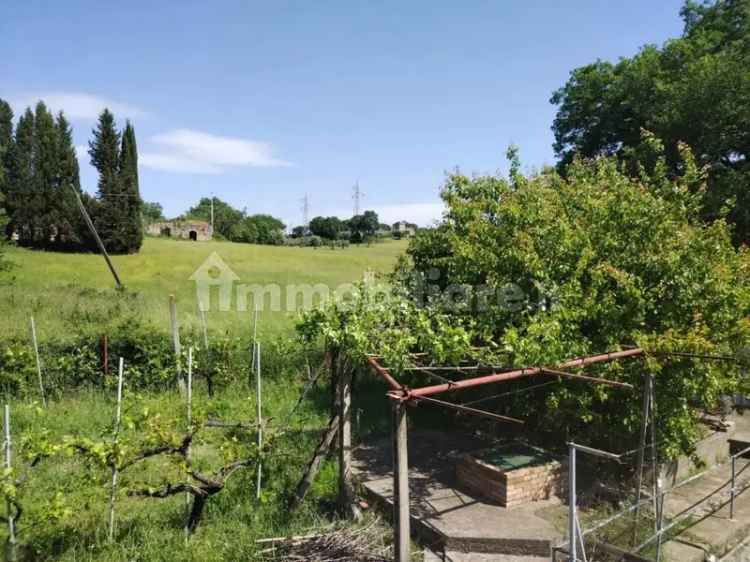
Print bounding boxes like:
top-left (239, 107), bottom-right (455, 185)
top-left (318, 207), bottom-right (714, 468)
top-left (410, 394), bottom-right (525, 425)
top-left (405, 348), bottom-right (644, 398)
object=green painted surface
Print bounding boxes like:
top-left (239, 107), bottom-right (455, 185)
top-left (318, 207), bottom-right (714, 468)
top-left (475, 443), bottom-right (557, 471)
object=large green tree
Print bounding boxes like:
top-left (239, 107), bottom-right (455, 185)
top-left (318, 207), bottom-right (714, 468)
top-left (6, 108), bottom-right (38, 244)
top-left (89, 110), bottom-right (142, 254)
top-left (303, 145), bottom-right (750, 459)
top-left (0, 100), bottom-right (12, 237)
top-left (346, 210), bottom-right (379, 243)
top-left (0, 100), bottom-right (12, 192)
top-left (186, 197), bottom-right (244, 239)
top-left (142, 201), bottom-right (164, 224)
top-left (53, 112), bottom-right (86, 248)
top-left (309, 215), bottom-right (344, 240)
top-left (117, 121), bottom-right (143, 252)
top-left (551, 0), bottom-right (750, 243)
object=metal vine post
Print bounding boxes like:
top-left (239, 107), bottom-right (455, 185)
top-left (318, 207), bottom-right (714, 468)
top-left (107, 358), bottom-right (125, 542)
top-left (4, 404), bottom-right (16, 561)
top-left (185, 347), bottom-right (193, 541)
top-left (29, 317), bottom-right (47, 407)
top-left (169, 295), bottom-right (186, 394)
top-left (255, 342), bottom-right (263, 500)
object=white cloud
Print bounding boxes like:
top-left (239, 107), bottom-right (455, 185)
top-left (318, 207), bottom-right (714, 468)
top-left (9, 91), bottom-right (146, 120)
top-left (75, 145), bottom-right (88, 160)
top-left (139, 153), bottom-right (222, 175)
top-left (141, 129), bottom-right (291, 174)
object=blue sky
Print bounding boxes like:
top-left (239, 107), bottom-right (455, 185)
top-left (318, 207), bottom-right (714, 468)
top-left (2, 0), bottom-right (685, 227)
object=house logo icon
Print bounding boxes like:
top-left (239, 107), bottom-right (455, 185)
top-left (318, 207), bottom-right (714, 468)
top-left (189, 252), bottom-right (240, 311)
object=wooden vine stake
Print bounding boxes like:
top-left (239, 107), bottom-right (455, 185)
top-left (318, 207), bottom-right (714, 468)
top-left (185, 347), bottom-right (193, 541)
top-left (4, 405), bottom-right (16, 561)
top-left (338, 361), bottom-right (361, 521)
top-left (255, 342), bottom-right (263, 500)
top-left (169, 295), bottom-right (186, 394)
top-left (29, 317), bottom-right (47, 407)
top-left (107, 357), bottom-right (125, 542)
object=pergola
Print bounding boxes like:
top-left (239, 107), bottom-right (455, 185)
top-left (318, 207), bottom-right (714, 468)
top-left (364, 347), bottom-right (651, 562)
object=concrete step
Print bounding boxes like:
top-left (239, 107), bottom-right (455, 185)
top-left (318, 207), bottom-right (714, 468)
top-left (729, 434), bottom-right (750, 456)
top-left (424, 549), bottom-right (549, 562)
top-left (719, 536), bottom-right (750, 562)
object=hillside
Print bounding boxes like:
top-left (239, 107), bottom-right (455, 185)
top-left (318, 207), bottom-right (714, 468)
top-left (0, 237), bottom-right (409, 339)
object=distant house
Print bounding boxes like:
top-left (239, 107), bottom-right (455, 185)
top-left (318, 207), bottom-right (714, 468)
top-left (146, 220), bottom-right (213, 241)
top-left (392, 221), bottom-right (417, 237)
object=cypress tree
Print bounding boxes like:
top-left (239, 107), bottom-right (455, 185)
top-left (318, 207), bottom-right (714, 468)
top-left (6, 108), bottom-right (36, 243)
top-left (0, 100), bottom-right (12, 235)
top-left (0, 100), bottom-right (12, 184)
top-left (117, 121), bottom-right (143, 252)
top-left (33, 101), bottom-right (60, 245)
top-left (88, 109), bottom-right (125, 253)
top-left (54, 112), bottom-right (85, 248)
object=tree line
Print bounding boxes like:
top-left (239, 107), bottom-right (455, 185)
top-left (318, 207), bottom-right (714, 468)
top-left (0, 98), bottom-right (143, 254)
top-left (292, 210), bottom-right (390, 243)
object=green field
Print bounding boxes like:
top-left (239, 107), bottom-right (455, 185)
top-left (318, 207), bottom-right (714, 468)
top-left (0, 237), bottom-right (408, 340)
top-left (0, 237), bottom-right (408, 560)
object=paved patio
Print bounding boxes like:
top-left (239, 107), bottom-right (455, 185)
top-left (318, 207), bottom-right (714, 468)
top-left (352, 430), bottom-right (566, 560)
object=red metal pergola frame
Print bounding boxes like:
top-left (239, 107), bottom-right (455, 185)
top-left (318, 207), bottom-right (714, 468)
top-left (369, 346), bottom-right (644, 402)
top-left (365, 347), bottom-right (648, 562)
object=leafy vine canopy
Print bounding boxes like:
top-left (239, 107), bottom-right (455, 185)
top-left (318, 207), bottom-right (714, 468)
top-left (300, 136), bottom-right (750, 458)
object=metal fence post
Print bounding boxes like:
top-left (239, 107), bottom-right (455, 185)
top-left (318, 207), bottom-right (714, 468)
top-left (569, 443), bottom-right (577, 562)
top-left (730, 455), bottom-right (736, 520)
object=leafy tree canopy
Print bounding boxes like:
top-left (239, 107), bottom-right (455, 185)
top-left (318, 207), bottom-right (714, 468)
top-left (142, 201), bottom-right (164, 224)
top-left (186, 197), bottom-right (244, 239)
top-left (300, 145), bottom-right (750, 459)
top-left (551, 0), bottom-right (750, 243)
top-left (309, 215), bottom-right (344, 240)
top-left (347, 210), bottom-right (379, 243)
top-left (185, 199), bottom-right (285, 245)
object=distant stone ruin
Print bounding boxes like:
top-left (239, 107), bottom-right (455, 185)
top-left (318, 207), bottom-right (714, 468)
top-left (146, 220), bottom-right (213, 241)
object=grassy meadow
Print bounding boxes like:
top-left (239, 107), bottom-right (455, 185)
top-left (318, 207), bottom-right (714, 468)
top-left (0, 236), bottom-right (408, 340)
top-left (0, 236), bottom-right (409, 560)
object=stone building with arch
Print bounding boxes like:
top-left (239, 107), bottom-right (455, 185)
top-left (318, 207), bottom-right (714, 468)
top-left (146, 219), bottom-right (213, 241)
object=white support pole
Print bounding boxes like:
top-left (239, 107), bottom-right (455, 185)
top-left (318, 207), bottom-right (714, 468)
top-left (649, 375), bottom-right (660, 532)
top-left (185, 347), bottom-right (193, 540)
top-left (575, 514), bottom-right (588, 562)
top-left (568, 443), bottom-right (577, 562)
top-left (170, 295), bottom-right (185, 394)
top-left (633, 373), bottom-right (651, 543)
top-left (655, 489), bottom-right (665, 562)
top-left (4, 405), bottom-right (16, 559)
top-left (198, 305), bottom-right (209, 353)
top-left (393, 400), bottom-right (411, 562)
top-left (30, 317), bottom-right (47, 407)
top-left (255, 342), bottom-right (263, 500)
top-left (250, 309), bottom-right (258, 386)
top-left (107, 358), bottom-right (124, 542)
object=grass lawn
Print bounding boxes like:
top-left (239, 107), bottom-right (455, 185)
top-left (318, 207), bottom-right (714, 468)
top-left (0, 236), bottom-right (408, 340)
top-left (8, 379), bottom-right (345, 561)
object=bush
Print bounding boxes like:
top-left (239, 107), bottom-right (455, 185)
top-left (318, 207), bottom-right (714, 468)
top-left (0, 322), bottom-right (311, 398)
